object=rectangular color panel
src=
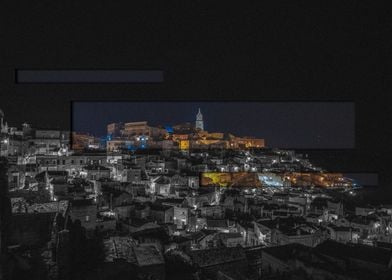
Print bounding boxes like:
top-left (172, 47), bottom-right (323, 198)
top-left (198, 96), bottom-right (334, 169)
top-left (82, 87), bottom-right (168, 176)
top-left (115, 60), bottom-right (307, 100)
top-left (200, 172), bottom-right (262, 188)
top-left (16, 70), bottom-right (164, 83)
top-left (72, 101), bottom-right (355, 150)
top-left (200, 172), bottom-right (377, 188)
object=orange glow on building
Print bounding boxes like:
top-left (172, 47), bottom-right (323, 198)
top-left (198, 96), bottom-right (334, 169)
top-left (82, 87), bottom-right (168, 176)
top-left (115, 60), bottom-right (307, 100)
top-left (201, 172), bottom-right (262, 188)
top-left (179, 140), bottom-right (190, 150)
top-left (284, 172), bottom-right (353, 188)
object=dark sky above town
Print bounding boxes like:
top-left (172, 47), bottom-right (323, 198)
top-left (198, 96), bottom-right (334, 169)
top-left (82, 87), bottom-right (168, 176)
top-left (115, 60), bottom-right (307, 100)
top-left (1, 2), bottom-right (390, 190)
top-left (72, 102), bottom-right (354, 149)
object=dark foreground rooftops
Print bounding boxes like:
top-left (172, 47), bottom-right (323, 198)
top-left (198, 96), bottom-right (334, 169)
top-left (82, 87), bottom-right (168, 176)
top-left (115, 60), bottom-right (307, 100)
top-left (262, 243), bottom-right (311, 262)
top-left (189, 246), bottom-right (246, 268)
top-left (315, 240), bottom-right (392, 267)
top-left (70, 198), bottom-right (95, 207)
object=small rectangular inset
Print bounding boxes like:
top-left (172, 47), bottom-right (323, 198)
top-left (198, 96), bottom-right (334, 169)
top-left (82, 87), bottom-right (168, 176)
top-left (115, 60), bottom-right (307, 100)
top-left (16, 70), bottom-right (164, 84)
top-left (201, 172), bottom-right (262, 188)
top-left (72, 101), bottom-right (355, 150)
top-left (282, 172), bottom-right (375, 188)
top-left (200, 172), bottom-right (374, 188)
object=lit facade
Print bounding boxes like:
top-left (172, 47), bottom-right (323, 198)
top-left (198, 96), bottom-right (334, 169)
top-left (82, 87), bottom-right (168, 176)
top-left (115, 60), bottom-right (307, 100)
top-left (179, 140), bottom-right (190, 150)
top-left (195, 108), bottom-right (204, 131)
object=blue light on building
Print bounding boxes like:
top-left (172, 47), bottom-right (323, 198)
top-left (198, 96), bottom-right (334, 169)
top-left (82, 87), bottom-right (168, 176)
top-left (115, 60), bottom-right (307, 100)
top-left (258, 174), bottom-right (284, 187)
top-left (126, 144), bottom-right (136, 151)
top-left (138, 135), bottom-right (148, 149)
top-left (100, 136), bottom-right (108, 148)
top-left (165, 125), bottom-right (173, 134)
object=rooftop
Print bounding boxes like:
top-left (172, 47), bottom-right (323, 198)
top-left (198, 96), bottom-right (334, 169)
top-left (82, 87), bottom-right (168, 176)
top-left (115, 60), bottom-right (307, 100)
top-left (12, 199), bottom-right (69, 214)
top-left (217, 232), bottom-right (243, 241)
top-left (207, 219), bottom-right (228, 228)
top-left (189, 247), bottom-right (246, 268)
top-left (70, 198), bottom-right (95, 207)
top-left (133, 245), bottom-right (165, 266)
top-left (316, 240), bottom-right (392, 266)
top-left (104, 236), bottom-right (136, 263)
top-left (150, 203), bottom-right (173, 212)
top-left (262, 243), bottom-right (311, 262)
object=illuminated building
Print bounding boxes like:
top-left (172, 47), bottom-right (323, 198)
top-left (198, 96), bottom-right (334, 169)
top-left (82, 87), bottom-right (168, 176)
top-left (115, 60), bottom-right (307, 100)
top-left (121, 121), bottom-right (166, 139)
top-left (160, 140), bottom-right (175, 150)
top-left (106, 139), bottom-right (126, 152)
top-left (136, 135), bottom-right (148, 149)
top-left (196, 131), bottom-right (224, 140)
top-left (101, 114), bottom-right (266, 151)
top-left (259, 172), bottom-right (286, 187)
top-left (172, 134), bottom-right (189, 141)
top-left (173, 206), bottom-right (189, 229)
top-left (172, 122), bottom-right (194, 134)
top-left (193, 139), bottom-right (226, 148)
top-left (164, 125), bottom-right (174, 134)
top-left (72, 132), bottom-right (98, 151)
top-left (283, 172), bottom-right (354, 188)
top-left (123, 121), bottom-right (150, 136)
top-left (195, 108), bottom-right (204, 131)
top-left (1, 117), bottom-right (71, 156)
top-left (229, 137), bottom-right (265, 149)
top-left (81, 164), bottom-right (111, 180)
top-left (201, 172), bottom-right (262, 188)
top-left (25, 129), bottom-right (69, 156)
top-left (179, 140), bottom-right (190, 150)
top-left (107, 122), bottom-right (123, 137)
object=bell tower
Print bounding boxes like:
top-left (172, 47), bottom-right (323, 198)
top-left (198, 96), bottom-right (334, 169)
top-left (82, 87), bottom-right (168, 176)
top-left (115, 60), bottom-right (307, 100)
top-left (195, 108), bottom-right (204, 131)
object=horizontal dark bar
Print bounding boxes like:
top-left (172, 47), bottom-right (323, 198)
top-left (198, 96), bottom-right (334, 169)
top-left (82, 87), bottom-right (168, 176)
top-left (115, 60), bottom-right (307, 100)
top-left (16, 70), bottom-right (164, 83)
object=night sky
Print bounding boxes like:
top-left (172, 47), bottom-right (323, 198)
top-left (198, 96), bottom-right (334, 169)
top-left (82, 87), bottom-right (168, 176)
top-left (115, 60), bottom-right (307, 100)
top-left (72, 102), bottom-right (354, 149)
top-left (1, 2), bottom-right (391, 191)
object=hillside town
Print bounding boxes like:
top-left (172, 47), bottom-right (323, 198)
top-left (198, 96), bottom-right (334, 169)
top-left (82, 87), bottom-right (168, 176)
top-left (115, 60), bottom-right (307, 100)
top-left (1, 109), bottom-right (392, 280)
